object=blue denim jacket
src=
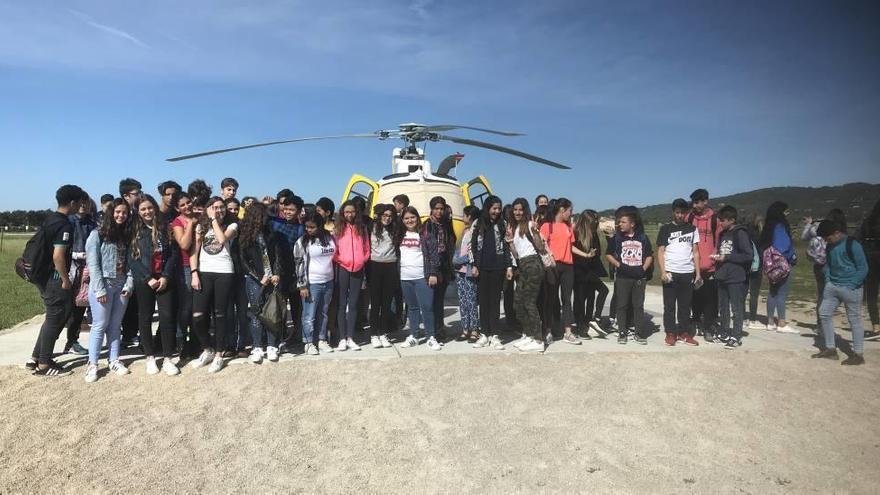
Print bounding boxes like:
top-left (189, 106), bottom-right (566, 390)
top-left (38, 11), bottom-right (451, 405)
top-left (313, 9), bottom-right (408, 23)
top-left (85, 230), bottom-right (133, 298)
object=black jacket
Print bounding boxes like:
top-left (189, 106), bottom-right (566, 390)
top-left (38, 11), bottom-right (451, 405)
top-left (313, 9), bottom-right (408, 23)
top-left (714, 225), bottom-right (753, 284)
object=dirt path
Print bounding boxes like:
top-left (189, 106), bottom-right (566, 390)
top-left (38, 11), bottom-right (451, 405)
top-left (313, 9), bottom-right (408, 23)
top-left (1, 349), bottom-right (877, 494)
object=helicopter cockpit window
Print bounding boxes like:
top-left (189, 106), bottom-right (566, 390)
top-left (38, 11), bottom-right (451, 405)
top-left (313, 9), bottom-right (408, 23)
top-left (348, 181), bottom-right (375, 205)
top-left (466, 179), bottom-right (490, 209)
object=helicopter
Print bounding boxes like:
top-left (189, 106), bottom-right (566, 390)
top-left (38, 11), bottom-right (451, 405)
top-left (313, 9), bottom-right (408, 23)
top-left (167, 123), bottom-right (571, 238)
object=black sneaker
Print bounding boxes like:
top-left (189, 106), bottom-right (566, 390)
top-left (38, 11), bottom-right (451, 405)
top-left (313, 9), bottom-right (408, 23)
top-left (25, 359), bottom-right (37, 372)
top-left (723, 338), bottom-right (740, 350)
top-left (841, 354), bottom-right (865, 366)
top-left (704, 333), bottom-right (715, 344)
top-left (32, 362), bottom-right (73, 377)
top-left (811, 349), bottom-right (839, 360)
top-left (617, 333), bottom-right (627, 345)
top-left (713, 335), bottom-right (726, 345)
top-left (633, 336), bottom-right (647, 345)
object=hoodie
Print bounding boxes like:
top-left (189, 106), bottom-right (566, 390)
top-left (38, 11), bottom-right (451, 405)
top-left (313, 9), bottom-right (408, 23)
top-left (334, 224), bottom-right (370, 273)
top-left (714, 225), bottom-right (753, 284)
top-left (689, 208), bottom-right (720, 272)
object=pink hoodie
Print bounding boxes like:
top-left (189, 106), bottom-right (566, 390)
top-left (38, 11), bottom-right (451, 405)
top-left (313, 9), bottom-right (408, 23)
top-left (334, 224), bottom-right (370, 273)
top-left (689, 207), bottom-right (720, 272)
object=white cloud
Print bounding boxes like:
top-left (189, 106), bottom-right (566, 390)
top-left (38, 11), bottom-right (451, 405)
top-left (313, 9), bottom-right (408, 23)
top-left (66, 8), bottom-right (150, 48)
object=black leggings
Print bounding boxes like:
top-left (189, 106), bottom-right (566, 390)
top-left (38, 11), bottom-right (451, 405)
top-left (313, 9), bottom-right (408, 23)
top-left (478, 268), bottom-right (505, 335)
top-left (574, 275), bottom-right (608, 325)
top-left (135, 279), bottom-right (177, 358)
top-left (368, 261), bottom-right (399, 336)
top-left (543, 263), bottom-right (574, 331)
top-left (193, 272), bottom-right (234, 352)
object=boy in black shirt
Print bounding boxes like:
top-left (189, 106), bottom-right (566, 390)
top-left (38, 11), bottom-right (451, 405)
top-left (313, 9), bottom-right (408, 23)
top-left (711, 206), bottom-right (754, 348)
top-left (606, 211), bottom-right (654, 344)
top-left (28, 184), bottom-right (87, 376)
top-left (656, 199), bottom-right (702, 346)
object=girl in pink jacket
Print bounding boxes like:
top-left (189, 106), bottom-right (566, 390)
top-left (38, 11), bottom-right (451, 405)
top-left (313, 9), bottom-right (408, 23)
top-left (333, 200), bottom-right (371, 351)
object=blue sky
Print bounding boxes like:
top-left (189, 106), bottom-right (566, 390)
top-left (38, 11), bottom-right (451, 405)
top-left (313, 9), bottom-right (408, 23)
top-left (1, 0), bottom-right (878, 211)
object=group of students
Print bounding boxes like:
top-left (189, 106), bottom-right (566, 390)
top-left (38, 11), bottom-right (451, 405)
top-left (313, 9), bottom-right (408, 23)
top-left (21, 180), bottom-right (880, 379)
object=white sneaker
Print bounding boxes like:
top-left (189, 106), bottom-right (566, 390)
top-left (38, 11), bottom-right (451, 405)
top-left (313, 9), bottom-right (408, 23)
top-left (489, 335), bottom-right (505, 350)
top-left (109, 360), bottom-right (130, 375)
top-left (347, 338), bottom-right (362, 351)
top-left (208, 356), bottom-right (225, 373)
top-left (400, 335), bottom-right (418, 348)
top-left (318, 340), bottom-right (334, 353)
top-left (472, 334), bottom-right (489, 348)
top-left (379, 335), bottom-right (392, 348)
top-left (145, 356), bottom-right (160, 375)
top-left (765, 324), bottom-right (777, 332)
top-left (305, 343), bottom-right (319, 355)
top-left (512, 334), bottom-right (529, 349)
top-left (162, 359), bottom-right (180, 376)
top-left (336, 340), bottom-right (348, 352)
top-left (266, 346), bottom-right (279, 362)
top-left (249, 348), bottom-right (264, 364)
top-left (427, 336), bottom-right (442, 351)
top-left (519, 338), bottom-right (545, 352)
top-left (777, 324), bottom-right (799, 334)
top-left (748, 320), bottom-right (763, 330)
top-left (189, 351), bottom-right (214, 369)
top-left (84, 363), bottom-right (99, 383)
top-left (589, 320), bottom-right (608, 336)
top-left (371, 336), bottom-right (381, 348)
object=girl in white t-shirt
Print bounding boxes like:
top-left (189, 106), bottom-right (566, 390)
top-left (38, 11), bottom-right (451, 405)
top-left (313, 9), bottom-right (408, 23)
top-left (398, 207), bottom-right (442, 350)
top-left (294, 211), bottom-right (337, 356)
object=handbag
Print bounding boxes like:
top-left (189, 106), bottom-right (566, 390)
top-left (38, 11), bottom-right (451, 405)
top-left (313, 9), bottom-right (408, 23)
top-left (257, 287), bottom-right (285, 336)
top-left (74, 265), bottom-right (90, 307)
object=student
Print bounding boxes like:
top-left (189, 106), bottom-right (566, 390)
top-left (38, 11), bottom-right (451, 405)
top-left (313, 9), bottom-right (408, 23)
top-left (220, 177), bottom-right (239, 201)
top-left (606, 209), bottom-right (653, 344)
top-left (157, 180), bottom-right (182, 225)
top-left (453, 205), bottom-right (481, 343)
top-left (540, 198), bottom-right (588, 345)
top-left (295, 211), bottom-right (337, 355)
top-left (712, 206), bottom-right (753, 349)
top-left (469, 196), bottom-right (513, 349)
top-left (811, 220), bottom-right (869, 364)
top-left (572, 209), bottom-right (609, 340)
top-left (26, 184), bottom-right (87, 376)
top-left (393, 194), bottom-right (410, 215)
top-left (130, 195), bottom-right (180, 375)
top-left (238, 202), bottom-right (280, 363)
top-left (656, 199), bottom-right (701, 346)
top-left (170, 191), bottom-right (199, 357)
top-left (501, 203), bottom-right (517, 332)
top-left (534, 194), bottom-right (549, 209)
top-left (744, 213), bottom-right (764, 329)
top-left (189, 196), bottom-right (238, 372)
top-left (63, 196), bottom-right (97, 356)
top-left (223, 197), bottom-right (250, 357)
top-left (802, 209), bottom-right (847, 334)
top-left (858, 199), bottom-right (880, 338)
top-left (422, 196), bottom-right (456, 340)
top-left (96, 193), bottom-right (114, 226)
top-left (759, 201), bottom-right (797, 333)
top-left (315, 197), bottom-right (336, 232)
top-left (118, 178), bottom-right (143, 347)
top-left (268, 194), bottom-right (305, 348)
top-left (687, 188), bottom-right (720, 340)
top-left (398, 206), bottom-right (442, 350)
top-left (333, 200), bottom-right (370, 351)
top-left (507, 198), bottom-right (545, 352)
top-left (119, 178), bottom-right (142, 208)
top-left (83, 198), bottom-right (134, 383)
top-left (368, 204), bottom-right (401, 348)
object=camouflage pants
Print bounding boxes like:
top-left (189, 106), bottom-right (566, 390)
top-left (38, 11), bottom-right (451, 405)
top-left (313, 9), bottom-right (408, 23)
top-left (515, 255), bottom-right (543, 340)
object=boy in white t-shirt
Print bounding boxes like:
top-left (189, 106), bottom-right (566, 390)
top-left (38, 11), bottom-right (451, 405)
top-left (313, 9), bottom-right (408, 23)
top-left (656, 199), bottom-right (702, 346)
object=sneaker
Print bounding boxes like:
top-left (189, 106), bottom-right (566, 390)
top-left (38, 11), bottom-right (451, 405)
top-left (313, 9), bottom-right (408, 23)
top-left (25, 359), bottom-right (37, 372)
top-left (208, 356), bottom-right (225, 373)
top-left (748, 320), bottom-right (763, 330)
top-left (336, 340), bottom-right (348, 352)
top-left (512, 334), bottom-right (529, 349)
top-left (304, 343), bottom-right (318, 355)
top-left (145, 356), bottom-right (160, 375)
top-left (84, 363), bottom-right (99, 383)
top-left (544, 332), bottom-right (553, 346)
top-left (68, 341), bottom-right (88, 356)
top-left (379, 335), bottom-right (392, 348)
top-left (723, 338), bottom-right (740, 350)
top-left (109, 360), bottom-right (130, 375)
top-left (765, 324), bottom-right (777, 332)
top-left (190, 350), bottom-right (215, 369)
top-left (318, 341), bottom-right (334, 353)
top-left (810, 349), bottom-right (839, 360)
top-left (589, 320), bottom-right (607, 337)
top-left (776, 325), bottom-right (799, 334)
top-left (249, 348), bottom-right (264, 364)
top-left (608, 318), bottom-right (618, 331)
top-left (682, 334), bottom-right (700, 346)
top-left (519, 338), bottom-right (545, 352)
top-left (346, 338), bottom-right (362, 351)
top-left (162, 359), bottom-right (180, 376)
top-left (371, 336), bottom-right (382, 348)
top-left (400, 335), bottom-right (418, 348)
top-left (266, 346), bottom-right (279, 362)
top-left (633, 336), bottom-right (647, 345)
top-left (865, 332), bottom-right (880, 342)
top-left (33, 361), bottom-right (73, 377)
top-left (563, 333), bottom-right (582, 345)
top-left (841, 354), bottom-right (865, 366)
top-left (617, 333), bottom-right (627, 345)
top-left (704, 333), bottom-right (716, 344)
top-left (427, 337), bottom-right (442, 351)
top-left (489, 335), bottom-right (505, 350)
top-left (664, 333), bottom-right (677, 346)
top-left (472, 334), bottom-right (489, 348)
top-left (712, 335), bottom-right (726, 345)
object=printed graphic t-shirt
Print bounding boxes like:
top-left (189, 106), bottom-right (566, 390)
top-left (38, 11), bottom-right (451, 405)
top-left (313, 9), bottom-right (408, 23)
top-left (656, 222), bottom-right (700, 274)
top-left (306, 238), bottom-right (336, 284)
top-left (198, 223), bottom-right (238, 274)
top-left (400, 231), bottom-right (425, 281)
top-left (606, 231), bottom-right (653, 280)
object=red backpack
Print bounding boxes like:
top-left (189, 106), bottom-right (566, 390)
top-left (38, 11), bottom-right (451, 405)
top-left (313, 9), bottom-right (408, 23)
top-left (762, 246), bottom-right (791, 284)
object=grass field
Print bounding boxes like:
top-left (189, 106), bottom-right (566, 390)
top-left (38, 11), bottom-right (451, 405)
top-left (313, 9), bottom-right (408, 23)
top-left (0, 234), bottom-right (43, 330)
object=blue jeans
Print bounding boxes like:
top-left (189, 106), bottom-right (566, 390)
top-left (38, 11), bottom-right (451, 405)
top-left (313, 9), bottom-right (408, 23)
top-left (719, 282), bottom-right (746, 340)
top-left (245, 276), bottom-right (277, 349)
top-left (820, 283), bottom-right (865, 354)
top-left (767, 274), bottom-right (791, 321)
top-left (87, 278), bottom-right (130, 364)
top-left (401, 278), bottom-right (435, 338)
top-left (302, 281), bottom-right (333, 343)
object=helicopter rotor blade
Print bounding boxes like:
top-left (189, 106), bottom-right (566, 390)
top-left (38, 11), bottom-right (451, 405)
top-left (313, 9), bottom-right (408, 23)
top-left (166, 133), bottom-right (384, 162)
top-left (435, 134), bottom-right (571, 170)
top-left (423, 125), bottom-right (524, 136)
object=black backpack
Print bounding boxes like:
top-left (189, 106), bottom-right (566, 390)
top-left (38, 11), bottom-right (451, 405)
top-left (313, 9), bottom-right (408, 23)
top-left (14, 215), bottom-right (67, 285)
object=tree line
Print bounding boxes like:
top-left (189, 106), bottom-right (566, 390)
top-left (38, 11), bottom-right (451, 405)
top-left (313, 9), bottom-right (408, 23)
top-left (0, 210), bottom-right (53, 230)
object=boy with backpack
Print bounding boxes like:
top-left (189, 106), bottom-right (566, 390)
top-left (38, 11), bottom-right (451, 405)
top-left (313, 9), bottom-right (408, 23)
top-left (711, 206), bottom-right (754, 349)
top-left (605, 209), bottom-right (653, 344)
top-left (18, 184), bottom-right (87, 376)
top-left (656, 199), bottom-right (701, 346)
top-left (687, 188), bottom-right (721, 342)
top-left (811, 220), bottom-right (869, 365)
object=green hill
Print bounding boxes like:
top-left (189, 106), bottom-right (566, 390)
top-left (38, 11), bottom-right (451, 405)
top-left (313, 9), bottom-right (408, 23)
top-left (601, 182), bottom-right (880, 226)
